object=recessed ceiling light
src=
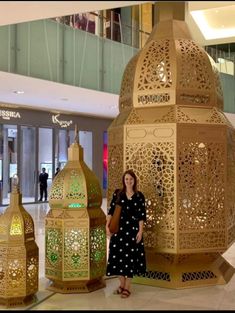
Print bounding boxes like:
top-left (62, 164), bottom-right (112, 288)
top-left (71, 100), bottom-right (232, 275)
top-left (13, 90), bottom-right (24, 94)
top-left (215, 10), bottom-right (219, 13)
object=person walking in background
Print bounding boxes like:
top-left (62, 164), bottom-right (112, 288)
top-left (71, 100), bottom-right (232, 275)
top-left (39, 167), bottom-right (49, 202)
top-left (106, 169), bottom-right (146, 298)
top-left (54, 167), bottom-right (60, 177)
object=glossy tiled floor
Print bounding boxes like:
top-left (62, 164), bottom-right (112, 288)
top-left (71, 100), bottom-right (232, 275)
top-left (1, 201), bottom-right (235, 310)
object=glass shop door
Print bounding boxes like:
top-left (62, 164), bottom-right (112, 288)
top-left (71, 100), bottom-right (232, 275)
top-left (1, 125), bottom-right (18, 205)
top-left (19, 126), bottom-right (37, 203)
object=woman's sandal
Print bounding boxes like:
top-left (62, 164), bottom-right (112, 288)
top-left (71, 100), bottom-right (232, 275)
top-left (113, 286), bottom-right (124, 295)
top-left (121, 289), bottom-right (131, 298)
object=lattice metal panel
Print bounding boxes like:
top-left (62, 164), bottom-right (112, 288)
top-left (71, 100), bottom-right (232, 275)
top-left (182, 270), bottom-right (217, 282)
top-left (45, 227), bottom-right (63, 271)
top-left (119, 54), bottom-right (139, 111)
top-left (177, 39), bottom-right (212, 91)
top-left (137, 40), bottom-right (172, 92)
top-left (125, 141), bottom-right (175, 251)
top-left (50, 172), bottom-right (65, 200)
top-left (90, 226), bottom-right (106, 279)
top-left (64, 228), bottom-right (88, 272)
top-left (138, 270), bottom-right (171, 281)
top-left (227, 128), bottom-right (235, 245)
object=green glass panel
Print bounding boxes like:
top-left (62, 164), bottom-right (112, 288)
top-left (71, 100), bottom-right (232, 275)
top-left (68, 203), bottom-right (84, 208)
top-left (103, 38), bottom-right (138, 94)
top-left (0, 25), bottom-right (16, 72)
top-left (0, 19), bottom-right (139, 95)
top-left (220, 73), bottom-right (235, 113)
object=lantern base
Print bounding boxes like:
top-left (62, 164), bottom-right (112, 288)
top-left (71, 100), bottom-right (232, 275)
top-left (47, 277), bottom-right (105, 293)
top-left (133, 252), bottom-right (235, 289)
top-left (0, 294), bottom-right (36, 307)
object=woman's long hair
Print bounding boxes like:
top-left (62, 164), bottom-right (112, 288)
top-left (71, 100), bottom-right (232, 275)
top-left (121, 169), bottom-right (138, 193)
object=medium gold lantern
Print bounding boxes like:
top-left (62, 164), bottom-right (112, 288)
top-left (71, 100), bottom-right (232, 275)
top-left (107, 11), bottom-right (235, 288)
top-left (45, 127), bottom-right (106, 293)
top-left (0, 175), bottom-right (39, 306)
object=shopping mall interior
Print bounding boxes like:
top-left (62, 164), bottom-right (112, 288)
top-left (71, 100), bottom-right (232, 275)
top-left (1, 1), bottom-right (235, 310)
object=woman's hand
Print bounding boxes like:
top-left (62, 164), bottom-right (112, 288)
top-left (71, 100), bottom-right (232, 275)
top-left (106, 215), bottom-right (112, 237)
top-left (106, 224), bottom-right (112, 237)
top-left (136, 231), bottom-right (143, 243)
top-left (136, 220), bottom-right (144, 243)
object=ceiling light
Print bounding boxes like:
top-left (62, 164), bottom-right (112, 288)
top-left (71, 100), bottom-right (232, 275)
top-left (13, 90), bottom-right (24, 94)
top-left (61, 98), bottom-right (68, 101)
top-left (191, 10), bottom-right (235, 40)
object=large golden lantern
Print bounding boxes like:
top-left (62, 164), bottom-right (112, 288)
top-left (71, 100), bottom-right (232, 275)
top-left (0, 176), bottom-right (39, 306)
top-left (107, 15), bottom-right (235, 288)
top-left (45, 128), bottom-right (106, 293)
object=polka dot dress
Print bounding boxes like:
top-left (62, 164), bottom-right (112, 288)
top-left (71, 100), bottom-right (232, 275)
top-left (106, 189), bottom-right (146, 278)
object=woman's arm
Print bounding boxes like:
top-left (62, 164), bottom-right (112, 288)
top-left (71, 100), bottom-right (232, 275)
top-left (106, 214), bottom-right (112, 237)
top-left (136, 220), bottom-right (144, 243)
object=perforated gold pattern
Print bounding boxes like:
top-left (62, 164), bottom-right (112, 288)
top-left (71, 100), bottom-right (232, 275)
top-left (66, 169), bottom-right (86, 200)
top-left (227, 128), bottom-right (235, 245)
top-left (126, 109), bottom-right (144, 125)
top-left (205, 108), bottom-right (226, 124)
top-left (26, 256), bottom-right (38, 292)
top-left (108, 18), bottom-right (235, 289)
top-left (50, 172), bottom-right (65, 200)
top-left (210, 57), bottom-right (223, 111)
top-left (119, 54), bottom-right (139, 111)
top-left (177, 107), bottom-right (197, 123)
top-left (46, 228), bottom-right (63, 268)
top-left (8, 259), bottom-right (25, 289)
top-left (107, 144), bottom-right (123, 202)
top-left (178, 141), bottom-right (225, 233)
top-left (64, 228), bottom-right (88, 270)
top-left (178, 39), bottom-right (211, 91)
top-left (90, 226), bottom-right (106, 279)
top-left (154, 107), bottom-right (175, 123)
top-left (22, 211), bottom-right (34, 234)
top-left (137, 40), bottom-right (172, 92)
top-left (10, 215), bottom-right (22, 235)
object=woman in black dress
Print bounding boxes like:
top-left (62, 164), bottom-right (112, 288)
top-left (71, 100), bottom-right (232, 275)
top-left (106, 169), bottom-right (146, 298)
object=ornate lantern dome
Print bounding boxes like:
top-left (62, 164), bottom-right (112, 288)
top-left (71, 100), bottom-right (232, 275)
top-left (0, 180), bottom-right (35, 242)
top-left (49, 140), bottom-right (102, 210)
top-left (119, 20), bottom-right (223, 113)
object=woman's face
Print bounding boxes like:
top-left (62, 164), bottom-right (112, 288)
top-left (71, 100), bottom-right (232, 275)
top-left (124, 174), bottom-right (135, 189)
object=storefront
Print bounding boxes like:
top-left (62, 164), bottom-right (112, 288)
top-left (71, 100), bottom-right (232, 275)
top-left (0, 106), bottom-right (112, 205)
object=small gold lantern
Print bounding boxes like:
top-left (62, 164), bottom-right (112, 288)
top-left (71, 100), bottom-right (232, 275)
top-left (0, 175), bottom-right (39, 307)
top-left (45, 126), bottom-right (106, 293)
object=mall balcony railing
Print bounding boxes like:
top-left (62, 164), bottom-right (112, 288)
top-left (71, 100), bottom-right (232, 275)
top-left (205, 46), bottom-right (235, 113)
top-left (0, 11), bottom-right (149, 96)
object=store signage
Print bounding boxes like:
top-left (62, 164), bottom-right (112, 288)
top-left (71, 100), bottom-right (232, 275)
top-left (52, 114), bottom-right (73, 128)
top-left (0, 110), bottom-right (21, 120)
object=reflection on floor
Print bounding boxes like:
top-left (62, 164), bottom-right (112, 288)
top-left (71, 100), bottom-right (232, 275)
top-left (0, 201), bottom-right (235, 310)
